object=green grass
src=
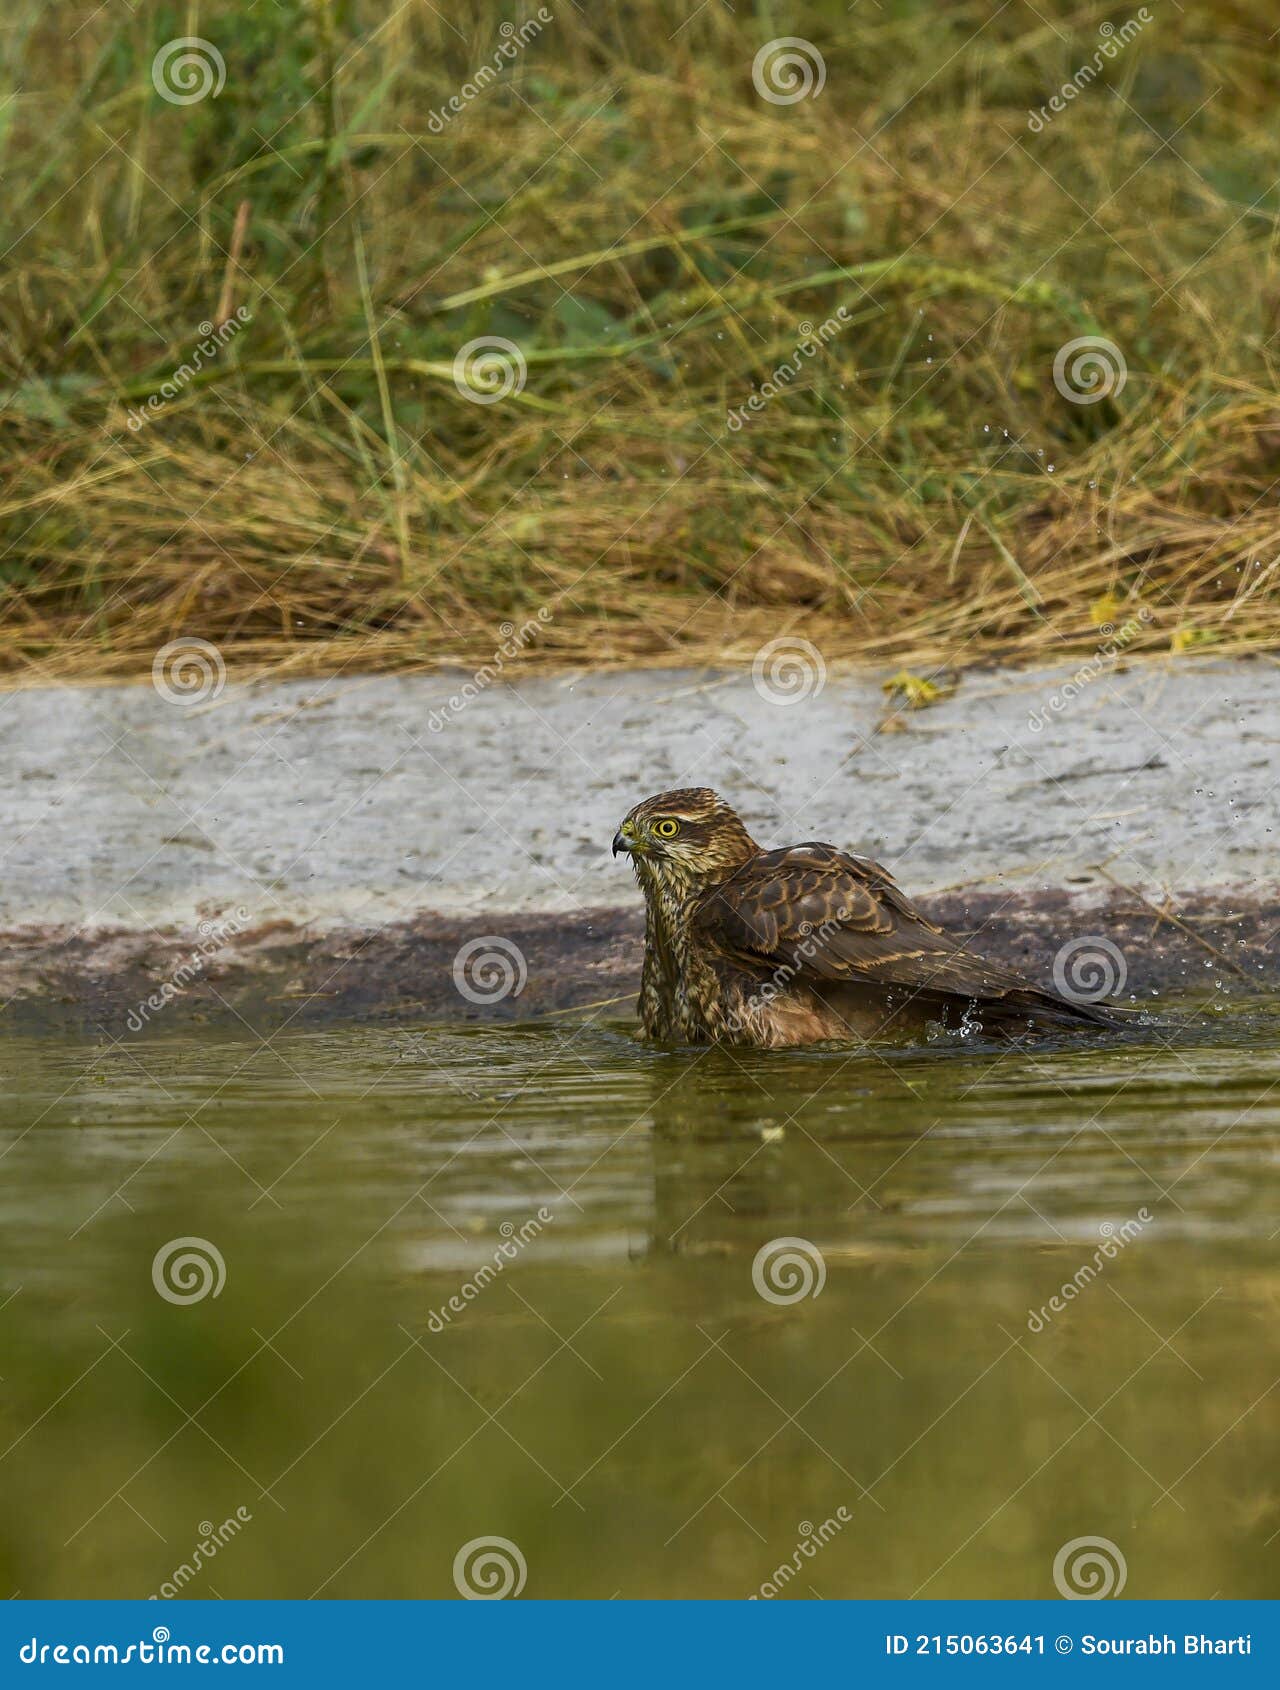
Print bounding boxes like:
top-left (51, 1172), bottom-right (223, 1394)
top-left (1, 0), bottom-right (1279, 681)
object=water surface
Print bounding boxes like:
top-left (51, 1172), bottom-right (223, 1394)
top-left (2, 1006), bottom-right (1278, 1599)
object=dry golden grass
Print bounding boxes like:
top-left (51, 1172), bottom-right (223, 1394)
top-left (2, 0), bottom-right (1280, 683)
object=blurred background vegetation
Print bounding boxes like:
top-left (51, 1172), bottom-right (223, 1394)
top-left (2, 0), bottom-right (1279, 681)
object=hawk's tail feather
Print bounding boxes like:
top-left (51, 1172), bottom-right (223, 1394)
top-left (968, 985), bottom-right (1131, 1037)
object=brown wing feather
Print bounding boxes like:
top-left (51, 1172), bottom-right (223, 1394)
top-left (695, 844), bottom-right (1113, 1020)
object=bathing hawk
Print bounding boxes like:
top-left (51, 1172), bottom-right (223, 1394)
top-left (611, 787), bottom-right (1120, 1048)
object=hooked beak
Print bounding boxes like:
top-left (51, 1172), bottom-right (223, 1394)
top-left (612, 828), bottom-right (631, 859)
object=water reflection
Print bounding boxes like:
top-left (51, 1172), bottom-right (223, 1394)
top-left (0, 1011), bottom-right (1277, 1598)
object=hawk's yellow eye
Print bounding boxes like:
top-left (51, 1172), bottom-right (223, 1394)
top-left (654, 817), bottom-right (680, 839)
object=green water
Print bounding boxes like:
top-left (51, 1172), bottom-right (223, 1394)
top-left (2, 1009), bottom-right (1278, 1600)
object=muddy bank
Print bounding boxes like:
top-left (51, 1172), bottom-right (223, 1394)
top-left (0, 889), bottom-right (1274, 1038)
top-left (1, 661), bottom-right (1276, 1034)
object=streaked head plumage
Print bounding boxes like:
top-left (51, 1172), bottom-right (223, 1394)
top-left (612, 787), bottom-right (757, 886)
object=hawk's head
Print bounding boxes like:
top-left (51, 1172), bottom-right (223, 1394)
top-left (612, 787), bottom-right (758, 891)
